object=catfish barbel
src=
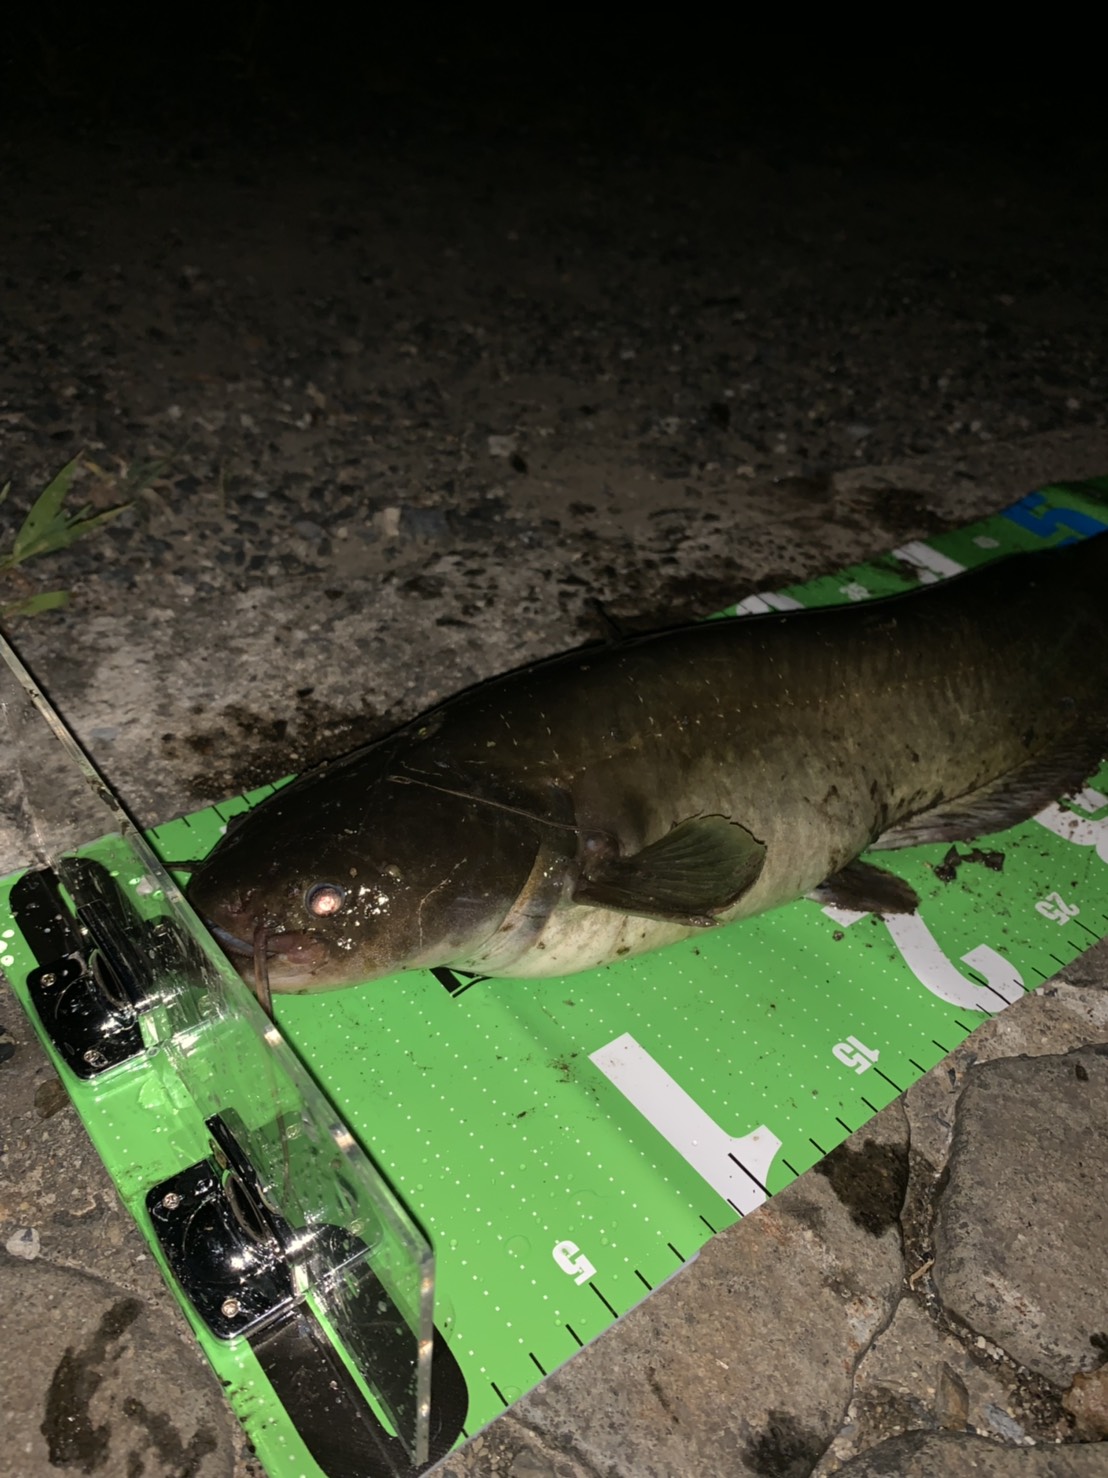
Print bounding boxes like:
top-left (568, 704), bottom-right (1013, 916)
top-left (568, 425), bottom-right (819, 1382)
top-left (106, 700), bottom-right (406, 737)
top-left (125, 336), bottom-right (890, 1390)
top-left (188, 535), bottom-right (1108, 995)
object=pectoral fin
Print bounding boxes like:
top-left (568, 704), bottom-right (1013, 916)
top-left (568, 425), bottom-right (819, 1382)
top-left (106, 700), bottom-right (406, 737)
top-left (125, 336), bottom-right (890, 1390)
top-left (573, 815), bottom-right (766, 926)
top-left (807, 859), bottom-right (920, 915)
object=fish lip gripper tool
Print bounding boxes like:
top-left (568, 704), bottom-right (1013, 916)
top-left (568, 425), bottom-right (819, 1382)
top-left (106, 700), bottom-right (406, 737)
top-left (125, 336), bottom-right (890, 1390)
top-left (0, 631), bottom-right (465, 1478)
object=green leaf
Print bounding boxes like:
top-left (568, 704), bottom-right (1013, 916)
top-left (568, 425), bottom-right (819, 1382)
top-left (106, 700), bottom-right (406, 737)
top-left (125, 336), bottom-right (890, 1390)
top-left (56, 502), bottom-right (130, 544)
top-left (8, 454), bottom-right (82, 563)
top-left (0, 481), bottom-right (10, 507)
top-left (1, 455), bottom-right (128, 570)
top-left (0, 589), bottom-right (70, 618)
top-left (124, 453), bottom-right (174, 495)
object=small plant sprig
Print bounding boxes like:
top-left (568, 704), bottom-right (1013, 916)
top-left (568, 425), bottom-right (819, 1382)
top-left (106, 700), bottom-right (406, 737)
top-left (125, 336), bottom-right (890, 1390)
top-left (0, 454), bottom-right (129, 619)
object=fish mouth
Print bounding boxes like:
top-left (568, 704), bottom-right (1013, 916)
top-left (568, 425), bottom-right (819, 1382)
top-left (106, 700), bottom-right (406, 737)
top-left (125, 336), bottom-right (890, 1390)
top-left (204, 919), bottom-right (333, 984)
top-left (263, 930), bottom-right (332, 971)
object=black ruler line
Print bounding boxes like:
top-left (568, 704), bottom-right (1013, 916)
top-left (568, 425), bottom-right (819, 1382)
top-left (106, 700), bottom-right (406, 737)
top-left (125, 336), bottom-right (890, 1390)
top-left (590, 1284), bottom-right (619, 1319)
top-left (727, 1151), bottom-right (769, 1195)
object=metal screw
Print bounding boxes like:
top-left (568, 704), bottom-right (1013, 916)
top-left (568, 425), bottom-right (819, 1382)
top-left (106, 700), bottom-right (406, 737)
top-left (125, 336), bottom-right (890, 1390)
top-left (161, 1192), bottom-right (182, 1211)
top-left (39, 972), bottom-right (56, 988)
top-left (82, 1048), bottom-right (107, 1068)
top-left (220, 1297), bottom-right (241, 1319)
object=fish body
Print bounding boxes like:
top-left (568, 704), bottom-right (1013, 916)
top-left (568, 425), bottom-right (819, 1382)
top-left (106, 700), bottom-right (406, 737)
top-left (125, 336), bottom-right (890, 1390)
top-left (188, 536), bottom-right (1108, 992)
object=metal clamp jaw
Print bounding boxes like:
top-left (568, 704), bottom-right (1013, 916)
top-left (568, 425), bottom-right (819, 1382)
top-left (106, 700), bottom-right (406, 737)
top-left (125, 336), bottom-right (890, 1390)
top-left (12, 859), bottom-right (172, 1077)
top-left (148, 1111), bottom-right (299, 1339)
top-left (146, 1113), bottom-right (469, 1477)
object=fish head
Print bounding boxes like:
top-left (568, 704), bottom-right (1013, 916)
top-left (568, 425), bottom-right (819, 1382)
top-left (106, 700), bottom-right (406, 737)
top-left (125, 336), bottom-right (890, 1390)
top-left (187, 756), bottom-right (551, 992)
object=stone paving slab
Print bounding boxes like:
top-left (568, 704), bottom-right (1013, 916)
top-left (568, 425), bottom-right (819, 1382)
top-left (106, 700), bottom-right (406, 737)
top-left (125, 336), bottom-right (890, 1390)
top-left (0, 1253), bottom-right (237, 1477)
top-left (933, 1048), bottom-right (1108, 1389)
top-left (833, 1431), bottom-right (1108, 1477)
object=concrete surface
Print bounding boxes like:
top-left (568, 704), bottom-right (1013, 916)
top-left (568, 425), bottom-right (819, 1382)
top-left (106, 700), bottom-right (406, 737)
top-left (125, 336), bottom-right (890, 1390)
top-left (0, 1254), bottom-right (236, 1478)
top-left (2, 44), bottom-right (1108, 1478)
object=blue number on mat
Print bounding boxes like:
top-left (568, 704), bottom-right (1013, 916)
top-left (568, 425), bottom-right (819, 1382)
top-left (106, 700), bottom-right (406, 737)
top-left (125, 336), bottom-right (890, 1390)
top-left (1003, 493), bottom-right (1108, 544)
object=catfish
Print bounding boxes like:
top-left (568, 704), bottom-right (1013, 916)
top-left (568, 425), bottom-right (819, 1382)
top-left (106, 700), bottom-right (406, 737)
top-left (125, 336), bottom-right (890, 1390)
top-left (188, 535), bottom-right (1108, 995)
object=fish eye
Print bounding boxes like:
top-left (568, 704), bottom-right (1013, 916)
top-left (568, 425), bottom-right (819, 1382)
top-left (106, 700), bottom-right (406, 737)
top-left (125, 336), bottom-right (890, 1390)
top-left (305, 882), bottom-right (347, 917)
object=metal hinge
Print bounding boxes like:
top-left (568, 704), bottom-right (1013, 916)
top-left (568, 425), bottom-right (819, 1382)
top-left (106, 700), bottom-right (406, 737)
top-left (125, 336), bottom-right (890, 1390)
top-left (147, 1114), bottom-right (470, 1478)
top-left (147, 1112), bottom-right (298, 1339)
top-left (9, 860), bottom-right (176, 1078)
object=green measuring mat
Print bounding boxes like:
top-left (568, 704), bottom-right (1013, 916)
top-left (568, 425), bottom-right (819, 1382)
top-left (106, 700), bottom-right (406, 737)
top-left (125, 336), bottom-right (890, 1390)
top-left (3, 477), bottom-right (1108, 1477)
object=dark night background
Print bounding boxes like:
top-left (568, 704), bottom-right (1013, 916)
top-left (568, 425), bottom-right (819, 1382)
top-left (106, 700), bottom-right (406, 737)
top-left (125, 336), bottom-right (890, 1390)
top-left (5, 18), bottom-right (1106, 159)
